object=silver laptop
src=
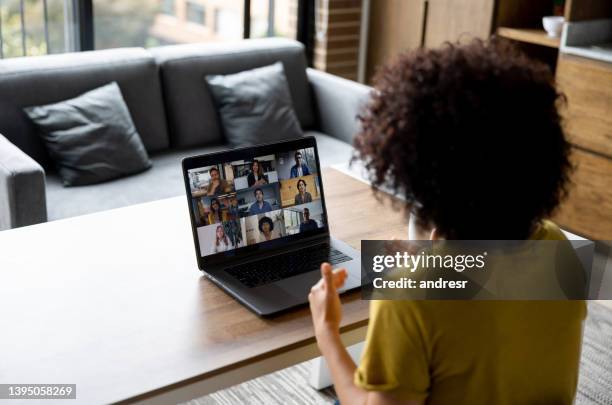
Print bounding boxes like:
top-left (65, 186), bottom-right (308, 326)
top-left (182, 137), bottom-right (361, 316)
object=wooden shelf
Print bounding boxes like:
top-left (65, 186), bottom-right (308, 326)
top-left (497, 27), bottom-right (561, 48)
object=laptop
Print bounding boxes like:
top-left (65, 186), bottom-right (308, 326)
top-left (182, 136), bottom-right (361, 316)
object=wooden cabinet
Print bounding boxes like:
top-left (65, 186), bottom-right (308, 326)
top-left (556, 54), bottom-right (612, 157)
top-left (424, 0), bottom-right (494, 48)
top-left (554, 54), bottom-right (612, 239)
top-left (366, 0), bottom-right (426, 79)
top-left (554, 149), bottom-right (612, 240)
top-left (366, 0), bottom-right (493, 80)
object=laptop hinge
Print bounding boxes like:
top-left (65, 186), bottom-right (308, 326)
top-left (203, 234), bottom-right (331, 274)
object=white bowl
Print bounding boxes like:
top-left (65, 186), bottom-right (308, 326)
top-left (542, 16), bottom-right (565, 38)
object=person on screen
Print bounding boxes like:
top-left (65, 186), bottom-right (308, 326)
top-left (289, 151), bottom-right (311, 178)
top-left (294, 179), bottom-right (313, 205)
top-left (207, 198), bottom-right (227, 224)
top-left (299, 208), bottom-right (318, 232)
top-left (247, 160), bottom-right (269, 187)
top-left (227, 218), bottom-right (243, 248)
top-left (228, 196), bottom-right (240, 220)
top-left (248, 188), bottom-right (273, 215)
top-left (205, 167), bottom-right (234, 196)
top-left (213, 225), bottom-right (233, 253)
top-left (307, 39), bottom-right (585, 405)
top-left (256, 216), bottom-right (276, 243)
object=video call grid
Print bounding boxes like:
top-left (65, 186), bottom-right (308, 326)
top-left (188, 148), bottom-right (326, 256)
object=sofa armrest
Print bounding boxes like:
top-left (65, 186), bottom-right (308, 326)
top-left (0, 134), bottom-right (47, 231)
top-left (307, 68), bottom-right (372, 144)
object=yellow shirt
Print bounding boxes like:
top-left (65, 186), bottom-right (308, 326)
top-left (354, 221), bottom-right (586, 404)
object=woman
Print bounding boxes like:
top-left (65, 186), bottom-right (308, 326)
top-left (247, 160), bottom-right (268, 187)
top-left (294, 179), bottom-right (312, 205)
top-left (207, 198), bottom-right (227, 224)
top-left (213, 225), bottom-right (233, 253)
top-left (308, 39), bottom-right (585, 405)
top-left (256, 216), bottom-right (276, 243)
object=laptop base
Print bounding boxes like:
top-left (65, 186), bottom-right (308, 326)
top-left (204, 236), bottom-right (361, 316)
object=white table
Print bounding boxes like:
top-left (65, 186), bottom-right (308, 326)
top-left (0, 168), bottom-right (410, 404)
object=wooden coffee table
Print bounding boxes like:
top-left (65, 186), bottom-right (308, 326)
top-left (0, 168), bottom-right (408, 404)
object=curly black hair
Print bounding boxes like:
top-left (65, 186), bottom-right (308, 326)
top-left (354, 38), bottom-right (572, 240)
top-left (258, 216), bottom-right (274, 233)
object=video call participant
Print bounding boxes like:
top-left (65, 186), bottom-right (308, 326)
top-left (247, 160), bottom-right (269, 187)
top-left (225, 218), bottom-right (243, 248)
top-left (227, 197), bottom-right (240, 220)
top-left (308, 39), bottom-right (585, 405)
top-left (299, 208), bottom-right (318, 232)
top-left (256, 216), bottom-right (277, 243)
top-left (205, 167), bottom-right (234, 196)
top-left (207, 198), bottom-right (227, 224)
top-left (248, 188), bottom-right (273, 215)
top-left (289, 151), bottom-right (311, 178)
top-left (213, 225), bottom-right (233, 253)
top-left (294, 179), bottom-right (313, 205)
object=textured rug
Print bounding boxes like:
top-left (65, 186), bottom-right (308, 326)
top-left (182, 362), bottom-right (336, 405)
top-left (185, 302), bottom-right (612, 405)
top-left (576, 302), bottom-right (612, 405)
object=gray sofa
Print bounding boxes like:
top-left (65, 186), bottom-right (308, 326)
top-left (0, 38), bottom-right (371, 231)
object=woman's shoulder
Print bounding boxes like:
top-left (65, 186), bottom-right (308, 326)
top-left (531, 220), bottom-right (567, 241)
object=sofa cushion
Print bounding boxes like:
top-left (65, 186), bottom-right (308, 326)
top-left (206, 62), bottom-right (304, 146)
top-left (0, 48), bottom-right (169, 168)
top-left (25, 82), bottom-right (152, 186)
top-left (150, 38), bottom-right (315, 148)
top-left (45, 132), bottom-right (353, 220)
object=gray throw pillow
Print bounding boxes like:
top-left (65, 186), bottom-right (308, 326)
top-left (205, 62), bottom-right (304, 146)
top-left (24, 82), bottom-right (152, 186)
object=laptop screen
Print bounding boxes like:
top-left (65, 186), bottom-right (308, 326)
top-left (183, 138), bottom-right (328, 263)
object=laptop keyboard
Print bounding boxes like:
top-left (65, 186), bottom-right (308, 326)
top-left (226, 244), bottom-right (353, 288)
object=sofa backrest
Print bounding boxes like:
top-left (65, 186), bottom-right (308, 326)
top-left (0, 48), bottom-right (169, 167)
top-left (150, 38), bottom-right (315, 149)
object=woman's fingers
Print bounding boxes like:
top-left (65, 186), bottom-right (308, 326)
top-left (321, 262), bottom-right (333, 288)
top-left (319, 263), bottom-right (349, 291)
top-left (333, 268), bottom-right (348, 289)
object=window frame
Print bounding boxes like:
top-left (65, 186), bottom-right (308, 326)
top-left (41, 0), bottom-right (314, 64)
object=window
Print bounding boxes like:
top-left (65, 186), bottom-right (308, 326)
top-left (0, 0), bottom-right (305, 59)
top-left (94, 0), bottom-right (245, 48)
top-left (0, 0), bottom-right (69, 58)
top-left (161, 0), bottom-right (175, 15)
top-left (186, 2), bottom-right (206, 26)
top-left (250, 0), bottom-right (296, 39)
top-left (94, 0), bottom-right (161, 49)
top-left (214, 8), bottom-right (241, 39)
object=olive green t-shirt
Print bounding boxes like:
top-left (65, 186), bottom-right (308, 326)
top-left (354, 221), bottom-right (586, 404)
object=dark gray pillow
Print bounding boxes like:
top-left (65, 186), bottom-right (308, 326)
top-left (205, 62), bottom-right (304, 146)
top-left (24, 82), bottom-right (152, 186)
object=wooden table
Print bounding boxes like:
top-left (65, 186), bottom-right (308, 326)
top-left (0, 168), bottom-right (408, 404)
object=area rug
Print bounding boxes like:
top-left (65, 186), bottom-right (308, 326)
top-left (185, 302), bottom-right (612, 405)
top-left (183, 361), bottom-right (336, 405)
top-left (576, 302), bottom-right (612, 404)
